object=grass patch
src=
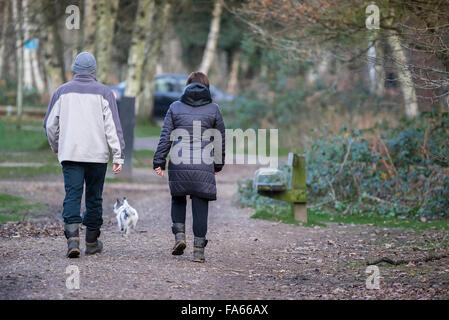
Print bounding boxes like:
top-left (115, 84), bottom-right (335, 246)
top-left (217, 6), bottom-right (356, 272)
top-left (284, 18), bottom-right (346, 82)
top-left (251, 206), bottom-right (327, 228)
top-left (310, 209), bottom-right (449, 231)
top-left (133, 149), bottom-right (155, 168)
top-left (0, 151), bottom-right (59, 164)
top-left (134, 122), bottom-right (161, 138)
top-left (0, 193), bottom-right (45, 222)
top-left (0, 214), bottom-right (23, 223)
top-left (0, 165), bottom-right (61, 179)
top-left (250, 206), bottom-right (449, 231)
top-left (0, 118), bottom-right (48, 151)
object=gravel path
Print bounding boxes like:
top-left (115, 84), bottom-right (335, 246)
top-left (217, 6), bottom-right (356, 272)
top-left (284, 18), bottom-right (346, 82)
top-left (1, 166), bottom-right (448, 300)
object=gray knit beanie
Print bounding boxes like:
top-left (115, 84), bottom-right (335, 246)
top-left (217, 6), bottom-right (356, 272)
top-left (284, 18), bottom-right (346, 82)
top-left (72, 52), bottom-right (97, 75)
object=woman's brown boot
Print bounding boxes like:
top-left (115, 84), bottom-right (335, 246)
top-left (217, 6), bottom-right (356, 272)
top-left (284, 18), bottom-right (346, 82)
top-left (172, 223), bottom-right (186, 255)
top-left (193, 237), bottom-right (208, 263)
top-left (85, 229), bottom-right (103, 255)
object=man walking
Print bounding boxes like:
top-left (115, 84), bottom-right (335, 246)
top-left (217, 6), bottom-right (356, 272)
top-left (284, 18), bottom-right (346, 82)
top-left (44, 52), bottom-right (125, 258)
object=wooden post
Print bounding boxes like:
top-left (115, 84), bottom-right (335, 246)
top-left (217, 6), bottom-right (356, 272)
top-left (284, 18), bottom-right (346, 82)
top-left (289, 153), bottom-right (307, 223)
top-left (293, 203), bottom-right (307, 223)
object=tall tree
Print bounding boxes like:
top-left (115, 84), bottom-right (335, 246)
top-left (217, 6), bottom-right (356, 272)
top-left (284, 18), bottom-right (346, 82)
top-left (388, 32), bottom-right (418, 118)
top-left (12, 0), bottom-right (23, 129)
top-left (0, 0), bottom-right (10, 79)
top-left (83, 0), bottom-right (97, 54)
top-left (24, 1), bottom-right (48, 95)
top-left (20, 0), bottom-right (45, 94)
top-left (384, 9), bottom-right (418, 118)
top-left (30, 47), bottom-right (45, 94)
top-left (124, 0), bottom-right (155, 103)
top-left (40, 0), bottom-right (65, 94)
top-left (22, 0), bottom-right (34, 89)
top-left (199, 0), bottom-right (223, 74)
top-left (238, 0), bottom-right (449, 116)
top-left (227, 50), bottom-right (240, 94)
top-left (374, 41), bottom-right (385, 98)
top-left (139, 0), bottom-right (172, 120)
top-left (95, 0), bottom-right (119, 83)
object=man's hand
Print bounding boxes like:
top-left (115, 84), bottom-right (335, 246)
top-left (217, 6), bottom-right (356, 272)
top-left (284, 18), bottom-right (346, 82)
top-left (113, 163), bottom-right (123, 175)
top-left (155, 167), bottom-right (164, 177)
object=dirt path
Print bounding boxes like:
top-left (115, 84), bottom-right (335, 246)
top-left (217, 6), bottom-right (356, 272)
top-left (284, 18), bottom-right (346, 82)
top-left (0, 166), bottom-right (448, 300)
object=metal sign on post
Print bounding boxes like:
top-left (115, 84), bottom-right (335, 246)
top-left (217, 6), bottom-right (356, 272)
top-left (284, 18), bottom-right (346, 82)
top-left (117, 96), bottom-right (135, 179)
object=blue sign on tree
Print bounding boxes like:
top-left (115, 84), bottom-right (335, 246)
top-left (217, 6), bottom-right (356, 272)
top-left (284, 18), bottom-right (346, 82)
top-left (24, 39), bottom-right (39, 51)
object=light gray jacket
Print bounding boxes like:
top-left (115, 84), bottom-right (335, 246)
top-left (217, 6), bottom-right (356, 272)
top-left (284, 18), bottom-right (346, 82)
top-left (43, 74), bottom-right (125, 164)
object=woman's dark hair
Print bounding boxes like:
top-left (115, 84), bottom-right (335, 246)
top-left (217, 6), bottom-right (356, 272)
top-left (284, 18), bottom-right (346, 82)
top-left (186, 72), bottom-right (210, 89)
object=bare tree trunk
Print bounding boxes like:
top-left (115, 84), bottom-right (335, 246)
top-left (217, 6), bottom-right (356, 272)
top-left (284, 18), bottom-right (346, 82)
top-left (367, 33), bottom-right (385, 98)
top-left (0, 0), bottom-right (10, 79)
top-left (374, 41), bottom-right (385, 97)
top-left (41, 15), bottom-right (65, 93)
top-left (227, 50), bottom-right (240, 94)
top-left (13, 0), bottom-right (23, 129)
top-left (199, 0), bottom-right (223, 74)
top-left (157, 36), bottom-right (186, 74)
top-left (388, 32), bottom-right (419, 118)
top-left (83, 0), bottom-right (97, 54)
top-left (22, 0), bottom-right (33, 89)
top-left (367, 40), bottom-right (376, 94)
top-left (124, 0), bottom-right (155, 102)
top-left (95, 0), bottom-right (119, 83)
top-left (22, 1), bottom-right (46, 95)
top-left (306, 54), bottom-right (329, 84)
top-left (139, 0), bottom-right (171, 120)
top-left (30, 49), bottom-right (45, 93)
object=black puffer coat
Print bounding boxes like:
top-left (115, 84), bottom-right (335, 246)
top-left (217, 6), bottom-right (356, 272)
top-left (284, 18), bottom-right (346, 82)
top-left (153, 82), bottom-right (226, 200)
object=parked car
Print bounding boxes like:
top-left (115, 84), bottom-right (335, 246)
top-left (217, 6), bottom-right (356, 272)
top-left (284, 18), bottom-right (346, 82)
top-left (109, 74), bottom-right (234, 119)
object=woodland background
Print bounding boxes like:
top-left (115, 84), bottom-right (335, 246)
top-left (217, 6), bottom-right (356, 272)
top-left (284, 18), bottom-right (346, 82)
top-left (0, 0), bottom-right (448, 221)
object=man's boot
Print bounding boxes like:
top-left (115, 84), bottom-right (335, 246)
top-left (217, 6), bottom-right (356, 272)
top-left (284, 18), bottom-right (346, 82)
top-left (193, 237), bottom-right (208, 263)
top-left (171, 223), bottom-right (186, 256)
top-left (85, 229), bottom-right (103, 255)
top-left (64, 223), bottom-right (80, 258)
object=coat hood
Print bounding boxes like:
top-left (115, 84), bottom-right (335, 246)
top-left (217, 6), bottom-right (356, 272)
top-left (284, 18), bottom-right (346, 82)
top-left (180, 82), bottom-right (212, 107)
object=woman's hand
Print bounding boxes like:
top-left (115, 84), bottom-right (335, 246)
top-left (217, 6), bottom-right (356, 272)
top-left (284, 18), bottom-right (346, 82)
top-left (113, 163), bottom-right (123, 175)
top-left (155, 167), bottom-right (164, 177)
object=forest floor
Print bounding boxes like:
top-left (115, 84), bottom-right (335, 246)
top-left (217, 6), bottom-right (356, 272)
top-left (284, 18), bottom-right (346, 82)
top-left (0, 164), bottom-right (449, 300)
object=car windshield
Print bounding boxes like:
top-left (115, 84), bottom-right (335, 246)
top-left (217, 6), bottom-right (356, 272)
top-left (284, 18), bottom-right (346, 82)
top-left (153, 75), bottom-right (229, 102)
top-left (156, 77), bottom-right (186, 93)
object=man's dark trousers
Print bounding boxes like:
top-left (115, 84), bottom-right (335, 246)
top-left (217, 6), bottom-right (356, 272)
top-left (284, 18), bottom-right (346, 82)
top-left (62, 161), bottom-right (108, 231)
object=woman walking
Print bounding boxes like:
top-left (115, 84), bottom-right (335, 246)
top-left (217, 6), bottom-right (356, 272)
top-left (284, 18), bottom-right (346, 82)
top-left (153, 72), bottom-right (226, 263)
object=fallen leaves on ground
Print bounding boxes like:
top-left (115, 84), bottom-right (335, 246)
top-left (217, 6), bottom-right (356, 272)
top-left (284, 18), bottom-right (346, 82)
top-left (0, 221), bottom-right (63, 238)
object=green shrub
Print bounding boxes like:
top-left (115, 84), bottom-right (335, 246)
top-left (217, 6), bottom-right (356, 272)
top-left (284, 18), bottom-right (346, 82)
top-left (0, 79), bottom-right (44, 107)
top-left (237, 113), bottom-right (449, 221)
top-left (308, 113), bottom-right (449, 219)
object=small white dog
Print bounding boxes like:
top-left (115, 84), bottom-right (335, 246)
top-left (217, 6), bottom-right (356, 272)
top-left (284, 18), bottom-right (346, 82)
top-left (114, 197), bottom-right (139, 235)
